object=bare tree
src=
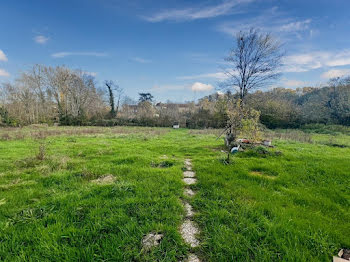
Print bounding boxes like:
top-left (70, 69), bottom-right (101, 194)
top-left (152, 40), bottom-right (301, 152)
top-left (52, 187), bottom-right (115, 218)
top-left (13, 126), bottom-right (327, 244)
top-left (222, 28), bottom-right (284, 103)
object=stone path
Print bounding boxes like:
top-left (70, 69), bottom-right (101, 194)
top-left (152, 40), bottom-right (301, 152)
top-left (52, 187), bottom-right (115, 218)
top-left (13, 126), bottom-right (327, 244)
top-left (180, 159), bottom-right (201, 262)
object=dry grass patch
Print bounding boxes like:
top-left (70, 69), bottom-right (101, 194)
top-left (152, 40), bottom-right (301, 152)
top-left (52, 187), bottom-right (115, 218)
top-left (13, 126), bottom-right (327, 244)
top-left (249, 171), bottom-right (277, 180)
top-left (91, 175), bottom-right (116, 185)
top-left (0, 126), bottom-right (170, 141)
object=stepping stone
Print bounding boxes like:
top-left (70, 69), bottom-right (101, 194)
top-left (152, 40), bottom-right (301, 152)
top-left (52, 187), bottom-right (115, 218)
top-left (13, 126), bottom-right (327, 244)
top-left (180, 219), bottom-right (200, 247)
top-left (184, 159), bottom-right (192, 169)
top-left (187, 253), bottom-right (200, 262)
top-left (184, 188), bottom-right (196, 197)
top-left (183, 171), bottom-right (195, 178)
top-left (183, 178), bottom-right (197, 185)
top-left (141, 232), bottom-right (163, 251)
top-left (184, 202), bottom-right (194, 218)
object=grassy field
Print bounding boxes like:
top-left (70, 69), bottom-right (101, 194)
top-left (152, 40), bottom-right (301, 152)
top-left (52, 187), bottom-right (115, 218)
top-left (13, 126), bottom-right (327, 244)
top-left (0, 126), bottom-right (349, 261)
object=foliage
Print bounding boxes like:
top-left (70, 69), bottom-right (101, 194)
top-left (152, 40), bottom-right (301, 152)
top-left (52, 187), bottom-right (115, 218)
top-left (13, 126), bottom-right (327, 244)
top-left (139, 93), bottom-right (154, 103)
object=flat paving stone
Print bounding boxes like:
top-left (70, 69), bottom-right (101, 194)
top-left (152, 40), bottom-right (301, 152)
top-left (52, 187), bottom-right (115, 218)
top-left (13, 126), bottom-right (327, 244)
top-left (187, 253), bottom-right (200, 262)
top-left (142, 232), bottom-right (163, 250)
top-left (184, 202), bottom-right (194, 218)
top-left (183, 171), bottom-right (195, 178)
top-left (183, 178), bottom-right (197, 185)
top-left (180, 219), bottom-right (200, 248)
top-left (184, 159), bottom-right (192, 169)
top-left (185, 159), bottom-right (192, 165)
top-left (184, 188), bottom-right (196, 197)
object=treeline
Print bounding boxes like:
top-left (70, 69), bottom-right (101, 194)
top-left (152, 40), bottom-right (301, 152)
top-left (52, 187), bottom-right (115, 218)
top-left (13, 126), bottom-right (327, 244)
top-left (1, 65), bottom-right (350, 128)
top-left (190, 83), bottom-right (350, 129)
top-left (248, 83), bottom-right (350, 128)
top-left (0, 65), bottom-right (105, 126)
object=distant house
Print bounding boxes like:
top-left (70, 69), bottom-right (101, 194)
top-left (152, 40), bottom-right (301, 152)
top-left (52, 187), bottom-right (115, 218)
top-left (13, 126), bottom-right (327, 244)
top-left (155, 102), bottom-right (193, 113)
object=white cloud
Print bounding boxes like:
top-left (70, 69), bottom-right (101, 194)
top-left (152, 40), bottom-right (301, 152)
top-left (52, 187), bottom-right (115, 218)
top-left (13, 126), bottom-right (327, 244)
top-left (191, 82), bottom-right (214, 92)
top-left (321, 69), bottom-right (350, 79)
top-left (143, 0), bottom-right (253, 22)
top-left (0, 50), bottom-right (8, 62)
top-left (34, 35), bottom-right (49, 44)
top-left (218, 7), bottom-right (312, 38)
top-left (283, 79), bottom-right (307, 87)
top-left (279, 19), bottom-right (311, 32)
top-left (283, 50), bottom-right (350, 73)
top-left (0, 68), bottom-right (10, 77)
top-left (83, 71), bottom-right (97, 77)
top-left (51, 52), bottom-right (107, 58)
top-left (177, 72), bottom-right (228, 80)
top-left (131, 57), bottom-right (152, 63)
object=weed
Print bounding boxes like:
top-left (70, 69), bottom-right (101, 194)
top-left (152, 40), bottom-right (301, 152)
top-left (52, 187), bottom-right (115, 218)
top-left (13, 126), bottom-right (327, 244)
top-left (36, 144), bottom-right (46, 160)
top-left (151, 160), bottom-right (174, 168)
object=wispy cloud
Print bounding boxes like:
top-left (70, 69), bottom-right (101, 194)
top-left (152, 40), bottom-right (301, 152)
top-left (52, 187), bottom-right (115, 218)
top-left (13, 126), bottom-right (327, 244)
top-left (279, 19), bottom-right (311, 32)
top-left (321, 69), bottom-right (350, 79)
top-left (0, 50), bottom-right (8, 62)
top-left (218, 7), bottom-right (312, 39)
top-left (34, 35), bottom-right (49, 44)
top-left (0, 68), bottom-right (10, 77)
top-left (282, 79), bottom-right (308, 87)
top-left (83, 71), bottom-right (98, 77)
top-left (152, 82), bottom-right (214, 92)
top-left (152, 84), bottom-right (187, 91)
top-left (177, 72), bottom-right (228, 80)
top-left (143, 0), bottom-right (253, 22)
top-left (131, 57), bottom-right (152, 63)
top-left (283, 50), bottom-right (350, 73)
top-left (51, 52), bottom-right (107, 58)
top-left (191, 82), bottom-right (214, 92)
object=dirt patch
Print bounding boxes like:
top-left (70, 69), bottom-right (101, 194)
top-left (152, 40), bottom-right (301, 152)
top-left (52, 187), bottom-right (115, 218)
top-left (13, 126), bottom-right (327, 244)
top-left (183, 178), bottom-right (197, 185)
top-left (180, 219), bottom-right (200, 247)
top-left (342, 249), bottom-right (350, 260)
top-left (326, 143), bottom-right (348, 148)
top-left (141, 232), bottom-right (163, 251)
top-left (151, 160), bottom-right (174, 168)
top-left (91, 175), bottom-right (116, 185)
top-left (183, 171), bottom-right (195, 178)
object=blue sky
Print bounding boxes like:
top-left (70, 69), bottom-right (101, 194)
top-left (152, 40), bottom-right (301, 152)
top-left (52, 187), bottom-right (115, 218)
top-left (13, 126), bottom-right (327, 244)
top-left (1, 0), bottom-right (350, 102)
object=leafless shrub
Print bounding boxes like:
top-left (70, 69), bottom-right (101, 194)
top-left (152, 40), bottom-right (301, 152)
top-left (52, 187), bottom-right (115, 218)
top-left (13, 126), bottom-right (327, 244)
top-left (1, 133), bottom-right (11, 141)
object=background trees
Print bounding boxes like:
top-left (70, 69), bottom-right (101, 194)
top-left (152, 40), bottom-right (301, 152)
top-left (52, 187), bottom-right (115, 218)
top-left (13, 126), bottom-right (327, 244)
top-left (1, 64), bottom-right (350, 128)
top-left (0, 65), bottom-right (106, 125)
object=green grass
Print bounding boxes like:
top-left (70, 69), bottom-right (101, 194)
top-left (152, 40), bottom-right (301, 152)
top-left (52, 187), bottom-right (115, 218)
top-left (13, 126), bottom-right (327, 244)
top-left (0, 126), bottom-right (349, 261)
